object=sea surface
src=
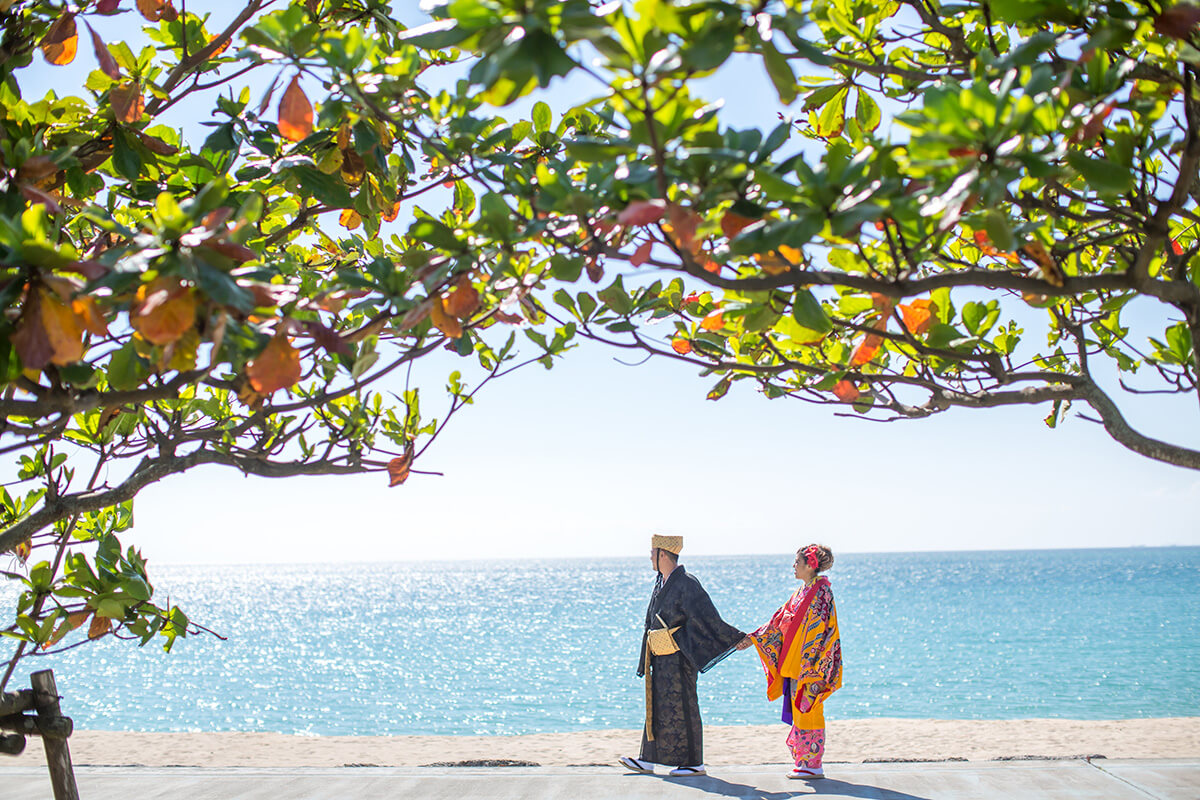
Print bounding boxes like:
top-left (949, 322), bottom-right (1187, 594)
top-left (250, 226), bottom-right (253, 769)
top-left (2, 548), bottom-right (1198, 735)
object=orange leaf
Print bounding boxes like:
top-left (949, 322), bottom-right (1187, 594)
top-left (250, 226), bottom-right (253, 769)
top-left (131, 277), bottom-right (196, 346)
top-left (339, 208), bottom-right (362, 230)
top-left (444, 276), bottom-right (480, 319)
top-left (1021, 240), bottom-right (1064, 287)
top-left (110, 81), bottom-right (145, 124)
top-left (700, 310), bottom-right (724, 331)
top-left (277, 76), bottom-right (314, 143)
top-left (382, 200), bottom-right (402, 223)
top-left (720, 211), bottom-right (756, 239)
top-left (850, 332), bottom-right (883, 366)
top-left (616, 199), bottom-right (667, 226)
top-left (39, 288), bottom-right (85, 365)
top-left (87, 614), bottom-right (111, 640)
top-left (899, 298), bottom-right (937, 336)
top-left (84, 20), bottom-right (120, 78)
top-left (630, 240), bottom-right (653, 267)
top-left (72, 296), bottom-right (109, 337)
top-left (832, 380), bottom-right (860, 402)
top-left (246, 334), bottom-right (302, 394)
top-left (429, 297), bottom-right (463, 338)
top-left (1172, 238), bottom-right (1185, 256)
top-left (671, 337), bottom-right (692, 355)
top-left (41, 13), bottom-right (78, 66)
top-left (387, 454), bottom-right (412, 487)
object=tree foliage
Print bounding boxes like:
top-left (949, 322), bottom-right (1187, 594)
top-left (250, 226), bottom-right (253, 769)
top-left (415, 0), bottom-right (1200, 469)
top-left (0, 0), bottom-right (556, 683)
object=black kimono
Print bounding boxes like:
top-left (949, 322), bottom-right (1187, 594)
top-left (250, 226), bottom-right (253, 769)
top-left (636, 565), bottom-right (744, 766)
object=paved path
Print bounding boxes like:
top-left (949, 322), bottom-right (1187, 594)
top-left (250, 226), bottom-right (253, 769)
top-left (1, 759), bottom-right (1196, 799)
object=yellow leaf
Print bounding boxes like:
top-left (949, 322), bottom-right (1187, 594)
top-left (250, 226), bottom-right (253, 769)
top-left (339, 208), bottom-right (362, 230)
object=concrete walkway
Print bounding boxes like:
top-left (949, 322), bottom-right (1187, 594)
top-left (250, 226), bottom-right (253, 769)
top-left (1, 759), bottom-right (1196, 799)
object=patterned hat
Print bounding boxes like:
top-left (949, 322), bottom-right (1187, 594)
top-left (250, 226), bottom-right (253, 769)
top-left (651, 534), bottom-right (683, 554)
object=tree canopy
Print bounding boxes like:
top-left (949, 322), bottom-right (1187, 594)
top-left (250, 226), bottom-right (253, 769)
top-left (407, 0), bottom-right (1200, 469)
top-left (3, 0), bottom-right (1200, 683)
top-left (0, 0), bottom-right (553, 684)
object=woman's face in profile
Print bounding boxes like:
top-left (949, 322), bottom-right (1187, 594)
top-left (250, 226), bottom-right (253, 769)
top-left (793, 550), bottom-right (814, 582)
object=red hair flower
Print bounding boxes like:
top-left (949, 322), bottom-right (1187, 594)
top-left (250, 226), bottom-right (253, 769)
top-left (804, 546), bottom-right (819, 571)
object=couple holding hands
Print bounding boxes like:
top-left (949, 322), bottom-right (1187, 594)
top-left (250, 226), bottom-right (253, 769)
top-left (619, 535), bottom-right (842, 780)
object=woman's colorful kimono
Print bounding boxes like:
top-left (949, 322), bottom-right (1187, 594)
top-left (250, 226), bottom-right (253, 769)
top-left (748, 577), bottom-right (842, 768)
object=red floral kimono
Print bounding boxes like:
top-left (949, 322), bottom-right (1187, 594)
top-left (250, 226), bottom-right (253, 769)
top-left (749, 577), bottom-right (842, 768)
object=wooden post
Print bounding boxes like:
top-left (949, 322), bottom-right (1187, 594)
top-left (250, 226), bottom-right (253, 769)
top-left (0, 733), bottom-right (25, 755)
top-left (30, 670), bottom-right (79, 800)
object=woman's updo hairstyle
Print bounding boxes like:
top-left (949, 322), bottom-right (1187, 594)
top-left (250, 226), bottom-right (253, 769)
top-left (802, 544), bottom-right (835, 573)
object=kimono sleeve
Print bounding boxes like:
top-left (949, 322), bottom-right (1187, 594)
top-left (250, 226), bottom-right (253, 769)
top-left (674, 574), bottom-right (745, 673)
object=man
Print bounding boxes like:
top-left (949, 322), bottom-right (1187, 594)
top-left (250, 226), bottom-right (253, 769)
top-left (619, 535), bottom-right (746, 777)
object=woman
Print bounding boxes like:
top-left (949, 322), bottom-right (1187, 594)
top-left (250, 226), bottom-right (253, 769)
top-left (737, 544), bottom-right (842, 779)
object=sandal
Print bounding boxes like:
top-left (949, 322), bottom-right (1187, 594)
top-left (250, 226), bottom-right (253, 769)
top-left (669, 765), bottom-right (707, 777)
top-left (618, 756), bottom-right (655, 774)
top-left (787, 766), bottom-right (825, 779)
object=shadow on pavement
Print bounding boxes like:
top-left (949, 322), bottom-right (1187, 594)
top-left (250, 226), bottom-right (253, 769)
top-left (658, 774), bottom-right (934, 800)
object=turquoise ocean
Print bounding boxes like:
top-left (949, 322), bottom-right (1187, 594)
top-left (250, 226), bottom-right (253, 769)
top-left (3, 547), bottom-right (1198, 735)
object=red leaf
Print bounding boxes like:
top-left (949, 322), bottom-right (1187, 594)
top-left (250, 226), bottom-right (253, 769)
top-left (387, 454), bottom-right (412, 487)
top-left (1155, 4), bottom-right (1200, 37)
top-left (84, 20), bottom-right (120, 79)
top-left (110, 81), bottom-right (145, 124)
top-left (20, 184), bottom-right (62, 215)
top-left (585, 256), bottom-right (603, 283)
top-left (137, 131), bottom-right (179, 156)
top-left (278, 76), bottom-right (314, 143)
top-left (64, 260), bottom-right (108, 280)
top-left (1172, 238), bottom-right (1185, 256)
top-left (10, 288), bottom-right (55, 371)
top-left (96, 0), bottom-right (121, 13)
top-left (630, 240), bottom-right (653, 267)
top-left (494, 311), bottom-right (524, 324)
top-left (300, 320), bottom-right (350, 356)
top-left (616, 199), bottom-right (667, 226)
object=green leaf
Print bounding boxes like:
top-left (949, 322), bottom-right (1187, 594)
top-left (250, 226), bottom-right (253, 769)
top-left (792, 289), bottom-right (833, 334)
top-left (762, 40), bottom-right (797, 105)
top-left (106, 344), bottom-right (148, 392)
top-left (855, 90), bottom-right (880, 133)
top-left (1066, 151), bottom-right (1133, 195)
top-left (532, 101), bottom-right (552, 133)
top-left (112, 129), bottom-right (142, 183)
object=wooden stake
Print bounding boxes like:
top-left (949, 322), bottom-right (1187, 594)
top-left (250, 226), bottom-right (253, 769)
top-left (30, 670), bottom-right (79, 800)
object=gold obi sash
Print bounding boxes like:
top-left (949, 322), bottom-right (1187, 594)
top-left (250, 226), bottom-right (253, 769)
top-left (643, 614), bottom-right (680, 741)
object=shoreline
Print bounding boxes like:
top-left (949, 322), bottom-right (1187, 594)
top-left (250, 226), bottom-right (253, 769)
top-left (4, 718), bottom-right (1198, 768)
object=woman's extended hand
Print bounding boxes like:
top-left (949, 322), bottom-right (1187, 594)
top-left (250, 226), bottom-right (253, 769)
top-left (735, 635), bottom-right (754, 651)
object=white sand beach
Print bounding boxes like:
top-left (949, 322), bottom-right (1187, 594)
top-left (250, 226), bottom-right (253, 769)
top-left (5, 718), bottom-right (1198, 768)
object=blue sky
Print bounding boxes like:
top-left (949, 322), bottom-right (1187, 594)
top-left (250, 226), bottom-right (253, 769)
top-left (11, 4), bottom-right (1200, 563)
